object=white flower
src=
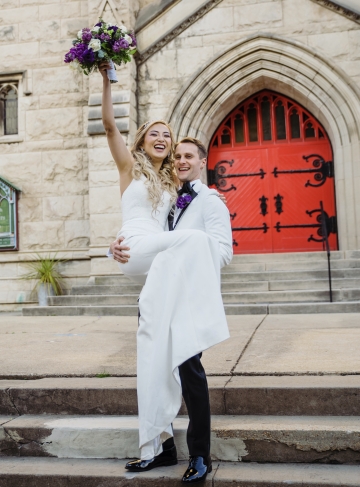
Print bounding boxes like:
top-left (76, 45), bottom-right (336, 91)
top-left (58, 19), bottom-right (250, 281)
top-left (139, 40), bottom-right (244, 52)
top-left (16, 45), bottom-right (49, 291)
top-left (77, 29), bottom-right (83, 39)
top-left (88, 38), bottom-right (101, 52)
top-left (119, 24), bottom-right (127, 32)
top-left (92, 26), bottom-right (100, 32)
top-left (124, 34), bottom-right (132, 44)
top-left (69, 60), bottom-right (82, 72)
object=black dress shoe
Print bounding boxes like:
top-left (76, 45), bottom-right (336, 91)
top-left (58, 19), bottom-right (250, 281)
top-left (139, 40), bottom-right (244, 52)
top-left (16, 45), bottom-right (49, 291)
top-left (182, 455), bottom-right (212, 483)
top-left (125, 444), bottom-right (178, 472)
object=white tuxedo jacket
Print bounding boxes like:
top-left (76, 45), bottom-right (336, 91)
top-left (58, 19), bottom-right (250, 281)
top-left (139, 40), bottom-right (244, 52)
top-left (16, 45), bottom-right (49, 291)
top-left (170, 183), bottom-right (233, 268)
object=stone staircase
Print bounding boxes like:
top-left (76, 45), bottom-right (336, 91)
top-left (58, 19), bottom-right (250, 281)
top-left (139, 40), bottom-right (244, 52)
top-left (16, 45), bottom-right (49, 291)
top-left (23, 250), bottom-right (360, 316)
top-left (1, 375), bottom-right (360, 485)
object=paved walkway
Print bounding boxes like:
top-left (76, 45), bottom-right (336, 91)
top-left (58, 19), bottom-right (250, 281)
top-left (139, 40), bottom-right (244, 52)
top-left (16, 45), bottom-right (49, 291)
top-left (1, 313), bottom-right (360, 378)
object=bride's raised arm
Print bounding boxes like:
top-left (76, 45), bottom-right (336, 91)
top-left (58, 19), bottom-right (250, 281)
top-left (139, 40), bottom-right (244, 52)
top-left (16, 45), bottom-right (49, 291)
top-left (99, 61), bottom-right (133, 194)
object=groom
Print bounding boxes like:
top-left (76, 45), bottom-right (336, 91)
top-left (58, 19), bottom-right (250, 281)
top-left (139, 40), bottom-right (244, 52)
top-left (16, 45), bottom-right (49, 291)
top-left (109, 137), bottom-right (233, 483)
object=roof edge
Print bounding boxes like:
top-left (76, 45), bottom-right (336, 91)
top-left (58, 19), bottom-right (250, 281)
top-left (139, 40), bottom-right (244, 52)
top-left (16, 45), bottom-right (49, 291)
top-left (310, 0), bottom-right (360, 24)
top-left (0, 176), bottom-right (21, 192)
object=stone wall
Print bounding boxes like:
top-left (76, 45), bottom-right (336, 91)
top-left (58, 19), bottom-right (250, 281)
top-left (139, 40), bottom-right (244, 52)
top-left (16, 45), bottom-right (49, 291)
top-left (0, 0), bottom-right (135, 309)
top-left (138, 0), bottom-right (360, 123)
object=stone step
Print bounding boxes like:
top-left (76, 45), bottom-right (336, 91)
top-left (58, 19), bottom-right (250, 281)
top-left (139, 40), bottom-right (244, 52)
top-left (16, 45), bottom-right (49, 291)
top-left (229, 250), bottom-right (346, 263)
top-left (1, 458), bottom-right (359, 487)
top-left (268, 301), bottom-right (360, 314)
top-left (72, 284), bottom-right (144, 295)
top-left (71, 278), bottom-right (360, 296)
top-left (222, 288), bottom-right (360, 304)
top-left (22, 305), bottom-right (140, 316)
top-left (22, 301), bottom-right (360, 316)
top-left (72, 280), bottom-right (271, 295)
top-left (48, 289), bottom-right (360, 307)
top-left (95, 268), bottom-right (360, 287)
top-left (2, 414), bottom-right (360, 463)
top-left (220, 268), bottom-right (360, 282)
top-left (1, 376), bottom-right (359, 416)
top-left (269, 278), bottom-right (360, 291)
top-left (225, 259), bottom-right (360, 273)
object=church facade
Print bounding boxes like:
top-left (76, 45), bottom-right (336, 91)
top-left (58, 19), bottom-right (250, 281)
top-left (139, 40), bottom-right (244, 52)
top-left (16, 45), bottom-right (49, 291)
top-left (1, 0), bottom-right (360, 309)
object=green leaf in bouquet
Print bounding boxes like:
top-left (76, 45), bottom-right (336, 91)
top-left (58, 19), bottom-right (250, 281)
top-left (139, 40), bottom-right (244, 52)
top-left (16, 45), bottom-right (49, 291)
top-left (129, 49), bottom-right (137, 55)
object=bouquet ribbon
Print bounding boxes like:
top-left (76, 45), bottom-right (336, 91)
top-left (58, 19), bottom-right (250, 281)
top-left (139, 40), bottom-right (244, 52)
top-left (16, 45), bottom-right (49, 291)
top-left (107, 60), bottom-right (118, 83)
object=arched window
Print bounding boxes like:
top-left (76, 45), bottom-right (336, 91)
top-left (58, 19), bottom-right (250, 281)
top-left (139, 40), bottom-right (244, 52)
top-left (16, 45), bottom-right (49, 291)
top-left (0, 83), bottom-right (18, 136)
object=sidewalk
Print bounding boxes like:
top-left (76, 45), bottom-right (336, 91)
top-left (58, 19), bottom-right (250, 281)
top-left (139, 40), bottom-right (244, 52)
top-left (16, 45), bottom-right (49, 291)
top-left (1, 313), bottom-right (360, 378)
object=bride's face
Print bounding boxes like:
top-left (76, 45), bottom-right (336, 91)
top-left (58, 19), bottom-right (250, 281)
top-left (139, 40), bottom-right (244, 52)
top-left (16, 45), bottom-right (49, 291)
top-left (142, 123), bottom-right (172, 164)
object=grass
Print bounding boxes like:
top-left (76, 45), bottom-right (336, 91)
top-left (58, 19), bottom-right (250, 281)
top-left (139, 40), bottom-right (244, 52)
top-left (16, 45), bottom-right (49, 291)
top-left (96, 372), bottom-right (112, 378)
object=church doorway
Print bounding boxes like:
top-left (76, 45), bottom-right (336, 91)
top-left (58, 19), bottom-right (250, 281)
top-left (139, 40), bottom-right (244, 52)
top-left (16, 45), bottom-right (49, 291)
top-left (208, 90), bottom-right (338, 254)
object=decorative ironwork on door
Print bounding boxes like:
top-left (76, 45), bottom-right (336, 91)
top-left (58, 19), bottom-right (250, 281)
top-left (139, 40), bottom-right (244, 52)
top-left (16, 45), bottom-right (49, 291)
top-left (208, 90), bottom-right (338, 254)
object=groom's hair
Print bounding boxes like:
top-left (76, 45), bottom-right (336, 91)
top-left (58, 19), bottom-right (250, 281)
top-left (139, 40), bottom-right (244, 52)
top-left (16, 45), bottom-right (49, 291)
top-left (175, 137), bottom-right (207, 160)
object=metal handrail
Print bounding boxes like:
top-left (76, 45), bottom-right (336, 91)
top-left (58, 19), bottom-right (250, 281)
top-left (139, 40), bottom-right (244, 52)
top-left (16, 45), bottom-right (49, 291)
top-left (320, 200), bottom-right (333, 302)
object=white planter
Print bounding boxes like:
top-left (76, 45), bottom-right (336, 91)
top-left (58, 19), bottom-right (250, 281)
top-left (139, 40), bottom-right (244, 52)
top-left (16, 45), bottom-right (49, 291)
top-left (37, 283), bottom-right (55, 306)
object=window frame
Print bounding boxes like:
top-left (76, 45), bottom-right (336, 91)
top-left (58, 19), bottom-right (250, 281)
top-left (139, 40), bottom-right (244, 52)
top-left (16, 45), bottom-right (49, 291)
top-left (0, 70), bottom-right (31, 144)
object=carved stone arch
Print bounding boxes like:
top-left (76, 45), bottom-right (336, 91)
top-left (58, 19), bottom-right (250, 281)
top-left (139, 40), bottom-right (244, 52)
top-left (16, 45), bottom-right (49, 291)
top-left (168, 34), bottom-right (360, 250)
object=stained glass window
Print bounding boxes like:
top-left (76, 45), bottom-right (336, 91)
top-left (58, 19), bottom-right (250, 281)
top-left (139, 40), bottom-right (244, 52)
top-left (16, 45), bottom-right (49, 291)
top-left (247, 104), bottom-right (258, 142)
top-left (221, 129), bottom-right (231, 145)
top-left (234, 114), bottom-right (244, 143)
top-left (275, 101), bottom-right (286, 140)
top-left (290, 109), bottom-right (301, 139)
top-left (261, 97), bottom-right (272, 141)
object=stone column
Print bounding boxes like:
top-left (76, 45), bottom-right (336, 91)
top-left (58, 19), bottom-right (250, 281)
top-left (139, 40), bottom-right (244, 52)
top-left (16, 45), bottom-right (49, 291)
top-left (86, 0), bottom-right (138, 280)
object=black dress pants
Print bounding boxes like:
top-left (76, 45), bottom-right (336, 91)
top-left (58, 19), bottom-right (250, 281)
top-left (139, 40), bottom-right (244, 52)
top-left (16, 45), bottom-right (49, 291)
top-left (178, 353), bottom-right (211, 458)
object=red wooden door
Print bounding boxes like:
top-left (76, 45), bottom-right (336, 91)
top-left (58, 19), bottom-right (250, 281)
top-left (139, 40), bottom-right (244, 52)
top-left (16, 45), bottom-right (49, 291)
top-left (208, 91), bottom-right (338, 254)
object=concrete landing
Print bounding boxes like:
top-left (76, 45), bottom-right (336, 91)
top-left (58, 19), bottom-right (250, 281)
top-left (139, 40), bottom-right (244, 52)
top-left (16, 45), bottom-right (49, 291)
top-left (1, 314), bottom-right (360, 378)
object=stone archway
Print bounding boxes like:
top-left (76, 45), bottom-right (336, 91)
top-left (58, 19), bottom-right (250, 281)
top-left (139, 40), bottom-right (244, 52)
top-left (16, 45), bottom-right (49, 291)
top-left (168, 34), bottom-right (360, 251)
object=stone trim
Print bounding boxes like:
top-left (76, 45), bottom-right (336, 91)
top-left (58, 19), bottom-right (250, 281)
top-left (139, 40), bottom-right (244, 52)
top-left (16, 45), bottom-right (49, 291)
top-left (136, 0), bottom-right (179, 32)
top-left (310, 0), bottom-right (360, 23)
top-left (87, 91), bottom-right (130, 135)
top-left (0, 70), bottom-right (31, 95)
top-left (168, 34), bottom-right (360, 251)
top-left (136, 0), bottom-right (223, 64)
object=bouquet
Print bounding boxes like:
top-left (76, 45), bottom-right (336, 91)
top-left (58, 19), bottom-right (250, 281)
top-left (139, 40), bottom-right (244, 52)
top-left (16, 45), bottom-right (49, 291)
top-left (64, 19), bottom-right (137, 83)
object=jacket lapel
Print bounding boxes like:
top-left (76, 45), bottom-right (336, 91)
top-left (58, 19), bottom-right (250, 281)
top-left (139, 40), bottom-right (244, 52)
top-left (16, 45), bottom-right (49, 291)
top-left (173, 187), bottom-right (198, 229)
top-left (168, 205), bottom-right (175, 231)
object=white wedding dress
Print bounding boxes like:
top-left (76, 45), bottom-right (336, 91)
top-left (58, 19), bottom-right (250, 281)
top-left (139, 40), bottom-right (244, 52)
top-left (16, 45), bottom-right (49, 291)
top-left (117, 175), bottom-right (229, 460)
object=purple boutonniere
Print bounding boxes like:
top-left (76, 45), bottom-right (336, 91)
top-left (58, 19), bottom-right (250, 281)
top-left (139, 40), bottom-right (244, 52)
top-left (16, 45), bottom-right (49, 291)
top-left (176, 194), bottom-right (192, 209)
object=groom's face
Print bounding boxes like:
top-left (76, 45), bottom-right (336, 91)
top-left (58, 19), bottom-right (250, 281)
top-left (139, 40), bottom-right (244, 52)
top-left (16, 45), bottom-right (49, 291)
top-left (174, 143), bottom-right (206, 182)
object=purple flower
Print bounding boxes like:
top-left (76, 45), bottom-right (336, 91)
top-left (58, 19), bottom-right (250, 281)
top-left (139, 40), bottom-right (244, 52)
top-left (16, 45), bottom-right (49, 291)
top-left (176, 194), bottom-right (192, 209)
top-left (100, 33), bottom-right (110, 41)
top-left (129, 32), bottom-right (137, 47)
top-left (109, 25), bottom-right (118, 32)
top-left (112, 38), bottom-right (129, 52)
top-left (64, 42), bottom-right (95, 64)
top-left (95, 22), bottom-right (102, 27)
top-left (81, 28), bottom-right (92, 43)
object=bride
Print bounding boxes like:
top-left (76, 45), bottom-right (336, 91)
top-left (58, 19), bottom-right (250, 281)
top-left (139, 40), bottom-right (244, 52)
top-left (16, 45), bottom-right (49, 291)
top-left (99, 62), bottom-right (229, 466)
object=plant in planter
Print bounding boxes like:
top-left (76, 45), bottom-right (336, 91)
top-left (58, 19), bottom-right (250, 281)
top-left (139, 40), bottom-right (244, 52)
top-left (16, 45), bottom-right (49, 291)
top-left (21, 254), bottom-right (67, 306)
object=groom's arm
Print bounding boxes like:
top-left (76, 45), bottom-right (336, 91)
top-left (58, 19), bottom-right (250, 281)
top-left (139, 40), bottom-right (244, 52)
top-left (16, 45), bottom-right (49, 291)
top-left (203, 194), bottom-right (233, 268)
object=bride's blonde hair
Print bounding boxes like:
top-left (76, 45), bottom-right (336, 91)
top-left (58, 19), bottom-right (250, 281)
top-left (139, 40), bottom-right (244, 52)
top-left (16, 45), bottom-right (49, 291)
top-left (131, 120), bottom-right (178, 212)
